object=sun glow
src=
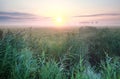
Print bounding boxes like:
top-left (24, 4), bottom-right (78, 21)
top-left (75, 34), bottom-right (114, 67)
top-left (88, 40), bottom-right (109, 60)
top-left (56, 17), bottom-right (62, 23)
top-left (54, 17), bottom-right (64, 27)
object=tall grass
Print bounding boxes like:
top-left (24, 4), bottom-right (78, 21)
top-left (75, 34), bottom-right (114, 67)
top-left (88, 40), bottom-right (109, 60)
top-left (0, 27), bottom-right (120, 79)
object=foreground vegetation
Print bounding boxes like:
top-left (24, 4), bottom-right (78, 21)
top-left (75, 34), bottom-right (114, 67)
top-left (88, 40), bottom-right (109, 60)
top-left (0, 27), bottom-right (120, 79)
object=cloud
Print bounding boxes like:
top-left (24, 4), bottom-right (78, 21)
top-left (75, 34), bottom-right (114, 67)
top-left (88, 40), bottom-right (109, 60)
top-left (79, 21), bottom-right (98, 24)
top-left (74, 13), bottom-right (120, 17)
top-left (0, 12), bottom-right (34, 16)
top-left (0, 11), bottom-right (51, 22)
top-left (74, 13), bottom-right (120, 26)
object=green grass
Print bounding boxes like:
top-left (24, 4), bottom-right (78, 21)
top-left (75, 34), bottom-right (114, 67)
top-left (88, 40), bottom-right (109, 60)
top-left (0, 27), bottom-right (120, 79)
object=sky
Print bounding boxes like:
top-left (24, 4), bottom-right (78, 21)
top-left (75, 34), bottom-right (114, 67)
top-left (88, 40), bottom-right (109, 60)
top-left (0, 0), bottom-right (120, 27)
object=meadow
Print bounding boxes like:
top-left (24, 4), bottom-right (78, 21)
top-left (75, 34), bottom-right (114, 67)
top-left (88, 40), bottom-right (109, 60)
top-left (0, 26), bottom-right (120, 79)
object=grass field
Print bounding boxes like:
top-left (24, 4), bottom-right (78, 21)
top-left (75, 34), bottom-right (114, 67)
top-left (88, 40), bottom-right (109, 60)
top-left (0, 26), bottom-right (120, 79)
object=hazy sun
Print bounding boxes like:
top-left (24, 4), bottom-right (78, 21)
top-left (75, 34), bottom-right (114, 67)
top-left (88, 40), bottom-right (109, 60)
top-left (56, 17), bottom-right (62, 23)
top-left (54, 16), bottom-right (65, 27)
